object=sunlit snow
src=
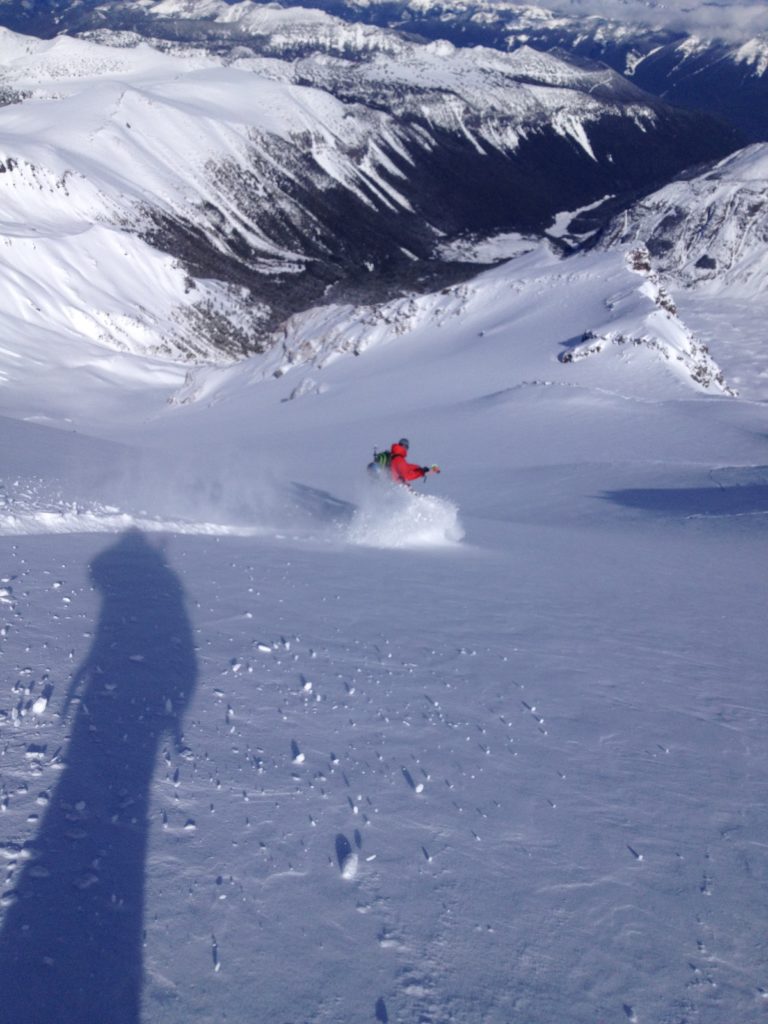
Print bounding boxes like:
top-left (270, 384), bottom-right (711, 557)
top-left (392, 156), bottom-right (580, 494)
top-left (0, 17), bottom-right (767, 1024)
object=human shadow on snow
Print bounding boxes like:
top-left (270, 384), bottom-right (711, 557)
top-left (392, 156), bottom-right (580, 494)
top-left (601, 482), bottom-right (768, 517)
top-left (0, 528), bottom-right (197, 1024)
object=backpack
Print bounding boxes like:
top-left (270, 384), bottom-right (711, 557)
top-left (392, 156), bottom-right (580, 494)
top-left (367, 447), bottom-right (392, 475)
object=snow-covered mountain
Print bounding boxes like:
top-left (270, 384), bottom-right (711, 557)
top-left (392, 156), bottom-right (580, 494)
top-left (600, 144), bottom-right (768, 298)
top-left (0, 17), bottom-right (742, 360)
top-left (315, 0), bottom-right (768, 140)
top-left (208, 241), bottom-right (734, 398)
top-left (2, 0), bottom-right (766, 140)
top-left (624, 34), bottom-right (768, 142)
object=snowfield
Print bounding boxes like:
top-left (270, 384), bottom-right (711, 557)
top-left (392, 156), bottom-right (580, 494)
top-left (2, 222), bottom-right (768, 1024)
top-left (0, 14), bottom-right (767, 1023)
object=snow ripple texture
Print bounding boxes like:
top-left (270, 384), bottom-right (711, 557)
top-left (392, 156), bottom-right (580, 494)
top-left (347, 483), bottom-right (464, 548)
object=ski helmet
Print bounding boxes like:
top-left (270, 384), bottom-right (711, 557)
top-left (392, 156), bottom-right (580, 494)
top-left (398, 437), bottom-right (410, 449)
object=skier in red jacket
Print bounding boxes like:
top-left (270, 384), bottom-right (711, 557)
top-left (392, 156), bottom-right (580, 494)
top-left (389, 438), bottom-right (432, 485)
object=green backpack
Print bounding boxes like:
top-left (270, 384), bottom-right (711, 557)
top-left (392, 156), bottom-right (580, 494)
top-left (367, 448), bottom-right (392, 475)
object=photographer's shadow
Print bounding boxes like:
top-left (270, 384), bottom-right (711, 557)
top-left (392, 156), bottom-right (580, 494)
top-left (0, 528), bottom-right (197, 1024)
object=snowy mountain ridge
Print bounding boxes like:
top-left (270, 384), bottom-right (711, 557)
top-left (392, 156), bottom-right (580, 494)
top-left (600, 143), bottom-right (768, 298)
top-left (98, 0), bottom-right (768, 101)
top-left (559, 246), bottom-right (735, 396)
top-left (336, 0), bottom-right (768, 55)
top-left (162, 239), bottom-right (738, 420)
top-left (131, 0), bottom-right (413, 56)
top-left (0, 21), bottom-right (738, 362)
top-left (106, 0), bottom-right (768, 53)
top-left (257, 0), bottom-right (768, 140)
top-left (1, 0), bottom-right (766, 143)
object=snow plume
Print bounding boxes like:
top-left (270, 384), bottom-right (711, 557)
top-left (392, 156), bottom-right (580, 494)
top-left (0, 435), bottom-right (461, 546)
top-left (347, 480), bottom-right (464, 549)
top-left (0, 421), bottom-right (282, 538)
top-left (94, 448), bottom-right (302, 536)
top-left (0, 442), bottom-right (357, 541)
top-left (548, 1), bottom-right (768, 43)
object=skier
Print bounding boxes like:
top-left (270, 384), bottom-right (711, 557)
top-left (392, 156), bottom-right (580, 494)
top-left (388, 438), bottom-right (435, 486)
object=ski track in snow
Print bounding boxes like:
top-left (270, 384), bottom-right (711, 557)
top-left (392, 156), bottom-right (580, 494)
top-left (0, 507), bottom-right (270, 539)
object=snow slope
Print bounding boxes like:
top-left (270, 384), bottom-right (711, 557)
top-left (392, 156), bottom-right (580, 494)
top-left (1, 230), bottom-right (768, 1024)
top-left (600, 143), bottom-right (768, 401)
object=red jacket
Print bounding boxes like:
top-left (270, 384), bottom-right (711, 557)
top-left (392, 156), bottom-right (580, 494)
top-left (390, 443), bottom-right (427, 484)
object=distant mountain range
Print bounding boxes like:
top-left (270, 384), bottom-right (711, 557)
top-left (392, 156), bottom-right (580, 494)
top-left (2, 0), bottom-right (766, 140)
top-left (0, 0), bottom-right (762, 363)
top-left (298, 0), bottom-right (768, 141)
